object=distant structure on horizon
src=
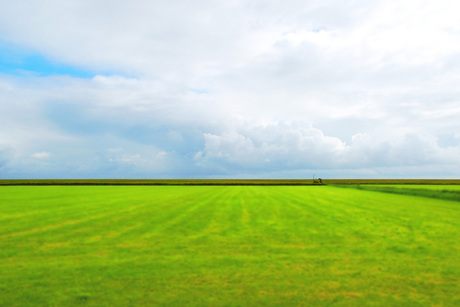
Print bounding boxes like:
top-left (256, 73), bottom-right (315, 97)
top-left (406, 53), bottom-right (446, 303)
top-left (312, 175), bottom-right (323, 184)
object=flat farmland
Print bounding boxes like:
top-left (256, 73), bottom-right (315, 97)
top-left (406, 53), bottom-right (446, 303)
top-left (0, 186), bottom-right (459, 306)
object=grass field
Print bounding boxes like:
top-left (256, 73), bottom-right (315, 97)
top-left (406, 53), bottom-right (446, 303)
top-left (0, 185), bottom-right (459, 306)
top-left (334, 184), bottom-right (460, 202)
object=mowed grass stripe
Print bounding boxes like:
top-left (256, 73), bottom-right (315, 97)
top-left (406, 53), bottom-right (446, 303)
top-left (0, 186), bottom-right (150, 235)
top-left (0, 187), bottom-right (216, 248)
top-left (201, 188), bottom-right (243, 238)
top-left (141, 187), bottom-right (231, 238)
top-left (0, 186), bottom-right (459, 306)
top-left (0, 187), bottom-right (219, 242)
top-left (282, 187), bottom-right (458, 249)
top-left (0, 187), bottom-right (196, 240)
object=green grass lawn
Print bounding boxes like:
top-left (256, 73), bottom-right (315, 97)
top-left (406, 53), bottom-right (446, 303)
top-left (0, 186), bottom-right (459, 306)
top-left (338, 184), bottom-right (460, 202)
top-left (367, 184), bottom-right (460, 191)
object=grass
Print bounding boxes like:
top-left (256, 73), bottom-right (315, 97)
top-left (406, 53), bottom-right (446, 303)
top-left (324, 179), bottom-right (460, 185)
top-left (0, 185), bottom-right (459, 306)
top-left (335, 184), bottom-right (460, 202)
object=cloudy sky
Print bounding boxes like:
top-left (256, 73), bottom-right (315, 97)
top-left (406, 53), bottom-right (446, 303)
top-left (1, 0), bottom-right (460, 179)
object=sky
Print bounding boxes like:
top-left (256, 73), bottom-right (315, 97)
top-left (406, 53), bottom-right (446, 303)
top-left (1, 0), bottom-right (460, 179)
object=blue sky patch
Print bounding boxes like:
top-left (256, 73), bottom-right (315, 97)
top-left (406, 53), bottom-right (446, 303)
top-left (0, 42), bottom-right (95, 78)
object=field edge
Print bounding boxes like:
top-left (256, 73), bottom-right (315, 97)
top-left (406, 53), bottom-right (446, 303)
top-left (1, 179), bottom-right (460, 186)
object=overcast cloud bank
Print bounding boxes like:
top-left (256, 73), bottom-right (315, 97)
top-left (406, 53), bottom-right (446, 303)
top-left (1, 0), bottom-right (460, 178)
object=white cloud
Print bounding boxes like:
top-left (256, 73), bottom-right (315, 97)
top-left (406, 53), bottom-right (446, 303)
top-left (30, 152), bottom-right (50, 159)
top-left (195, 122), bottom-right (460, 175)
top-left (1, 0), bottom-right (460, 178)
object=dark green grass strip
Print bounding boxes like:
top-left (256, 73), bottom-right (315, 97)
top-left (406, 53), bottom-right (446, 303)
top-left (324, 179), bottom-right (460, 185)
top-left (334, 184), bottom-right (460, 202)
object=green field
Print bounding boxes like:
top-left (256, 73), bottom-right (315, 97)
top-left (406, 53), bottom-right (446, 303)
top-left (336, 184), bottom-right (460, 202)
top-left (0, 186), bottom-right (459, 306)
top-left (368, 185), bottom-right (460, 190)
